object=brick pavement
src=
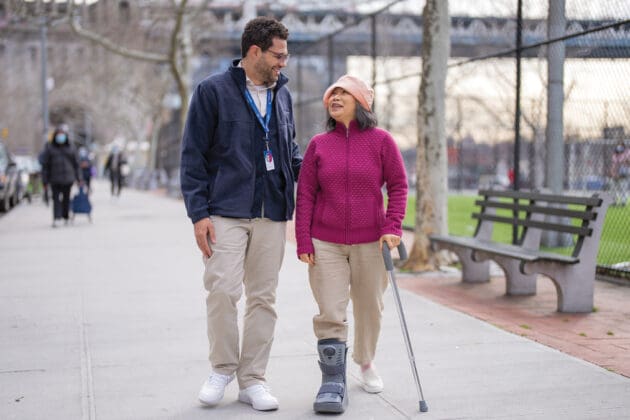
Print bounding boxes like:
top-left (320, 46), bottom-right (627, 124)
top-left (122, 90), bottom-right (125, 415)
top-left (397, 230), bottom-right (630, 378)
top-left (396, 270), bottom-right (630, 377)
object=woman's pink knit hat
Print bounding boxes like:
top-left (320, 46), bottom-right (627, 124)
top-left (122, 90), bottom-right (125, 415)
top-left (322, 75), bottom-right (374, 112)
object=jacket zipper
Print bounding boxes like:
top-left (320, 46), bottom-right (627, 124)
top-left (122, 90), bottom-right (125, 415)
top-left (345, 127), bottom-right (350, 244)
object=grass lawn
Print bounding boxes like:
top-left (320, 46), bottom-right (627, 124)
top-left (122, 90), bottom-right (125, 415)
top-left (402, 194), bottom-right (630, 266)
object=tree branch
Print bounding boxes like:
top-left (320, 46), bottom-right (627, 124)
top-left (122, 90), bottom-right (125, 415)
top-left (68, 1), bottom-right (169, 64)
top-left (168, 0), bottom-right (188, 97)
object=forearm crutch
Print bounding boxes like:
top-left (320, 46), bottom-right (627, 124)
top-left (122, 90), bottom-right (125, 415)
top-left (382, 243), bottom-right (428, 413)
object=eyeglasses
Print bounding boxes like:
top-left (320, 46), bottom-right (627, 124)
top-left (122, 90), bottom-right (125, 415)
top-left (264, 49), bottom-right (290, 62)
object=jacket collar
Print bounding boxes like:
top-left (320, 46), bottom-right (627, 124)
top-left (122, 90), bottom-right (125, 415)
top-left (229, 58), bottom-right (288, 91)
top-left (332, 119), bottom-right (361, 136)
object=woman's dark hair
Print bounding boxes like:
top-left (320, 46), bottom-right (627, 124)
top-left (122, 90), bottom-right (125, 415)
top-left (326, 101), bottom-right (378, 131)
top-left (241, 17), bottom-right (289, 57)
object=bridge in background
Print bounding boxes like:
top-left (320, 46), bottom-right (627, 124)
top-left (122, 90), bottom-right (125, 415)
top-left (194, 7), bottom-right (630, 58)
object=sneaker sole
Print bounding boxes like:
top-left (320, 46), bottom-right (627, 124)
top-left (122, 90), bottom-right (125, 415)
top-left (238, 394), bottom-right (279, 411)
top-left (361, 383), bottom-right (383, 394)
top-left (198, 396), bottom-right (220, 406)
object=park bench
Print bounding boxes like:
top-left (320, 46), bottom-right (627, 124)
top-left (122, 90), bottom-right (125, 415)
top-left (429, 189), bottom-right (611, 313)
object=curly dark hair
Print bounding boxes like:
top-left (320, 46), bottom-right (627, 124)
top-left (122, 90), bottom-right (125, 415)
top-left (241, 17), bottom-right (289, 57)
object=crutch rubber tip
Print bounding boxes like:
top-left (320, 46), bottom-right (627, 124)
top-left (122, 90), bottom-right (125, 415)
top-left (419, 400), bottom-right (428, 412)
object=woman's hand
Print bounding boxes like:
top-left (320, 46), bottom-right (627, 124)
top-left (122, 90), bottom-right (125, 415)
top-left (379, 234), bottom-right (401, 250)
top-left (299, 253), bottom-right (315, 266)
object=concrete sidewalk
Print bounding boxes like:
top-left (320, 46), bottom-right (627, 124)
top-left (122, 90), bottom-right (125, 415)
top-left (1, 180), bottom-right (629, 419)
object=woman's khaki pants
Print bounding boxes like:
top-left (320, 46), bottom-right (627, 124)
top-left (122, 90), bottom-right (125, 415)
top-left (308, 238), bottom-right (388, 366)
top-left (202, 216), bottom-right (286, 389)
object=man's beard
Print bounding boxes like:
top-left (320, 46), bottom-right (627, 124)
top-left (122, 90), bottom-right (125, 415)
top-left (255, 61), bottom-right (278, 85)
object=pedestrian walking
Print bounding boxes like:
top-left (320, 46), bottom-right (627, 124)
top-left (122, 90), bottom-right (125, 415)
top-left (609, 142), bottom-right (629, 206)
top-left (295, 75), bottom-right (408, 413)
top-left (104, 145), bottom-right (127, 196)
top-left (40, 126), bottom-right (82, 228)
top-left (179, 17), bottom-right (302, 412)
top-left (78, 147), bottom-right (93, 194)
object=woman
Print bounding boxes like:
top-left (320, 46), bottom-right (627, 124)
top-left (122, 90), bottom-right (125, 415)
top-left (295, 75), bottom-right (408, 413)
top-left (41, 126), bottom-right (81, 227)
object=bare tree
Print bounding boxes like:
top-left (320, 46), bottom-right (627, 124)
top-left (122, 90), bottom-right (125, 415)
top-left (1, 1), bottom-right (176, 156)
top-left (403, 0), bottom-right (449, 271)
top-left (68, 0), bottom-right (192, 133)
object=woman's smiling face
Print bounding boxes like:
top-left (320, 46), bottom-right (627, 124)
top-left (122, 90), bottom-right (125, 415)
top-left (327, 87), bottom-right (357, 128)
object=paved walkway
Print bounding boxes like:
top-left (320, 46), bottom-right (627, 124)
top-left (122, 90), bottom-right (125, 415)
top-left (1, 180), bottom-right (629, 419)
top-left (395, 232), bottom-right (630, 378)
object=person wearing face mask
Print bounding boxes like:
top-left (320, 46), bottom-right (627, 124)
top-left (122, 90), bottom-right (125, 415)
top-left (40, 126), bottom-right (82, 227)
top-left (609, 143), bottom-right (630, 206)
top-left (295, 75), bottom-right (408, 413)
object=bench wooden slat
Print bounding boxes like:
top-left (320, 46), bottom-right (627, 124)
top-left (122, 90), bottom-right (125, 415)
top-left (430, 235), bottom-right (579, 264)
top-left (474, 200), bottom-right (597, 221)
top-left (472, 213), bottom-right (592, 236)
top-left (478, 189), bottom-right (602, 206)
top-left (430, 190), bottom-right (610, 313)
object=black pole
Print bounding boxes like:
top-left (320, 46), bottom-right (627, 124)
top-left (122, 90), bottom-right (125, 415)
top-left (297, 54), bottom-right (304, 150)
top-left (371, 15), bottom-right (377, 93)
top-left (40, 16), bottom-right (49, 146)
top-left (513, 0), bottom-right (523, 244)
top-left (327, 37), bottom-right (334, 86)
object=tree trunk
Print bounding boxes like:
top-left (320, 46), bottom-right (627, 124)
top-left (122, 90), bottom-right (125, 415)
top-left (403, 0), bottom-right (450, 272)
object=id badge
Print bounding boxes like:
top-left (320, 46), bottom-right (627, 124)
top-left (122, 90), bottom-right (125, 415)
top-left (264, 149), bottom-right (275, 171)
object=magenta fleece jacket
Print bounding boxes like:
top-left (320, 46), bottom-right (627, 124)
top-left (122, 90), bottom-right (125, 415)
top-left (295, 120), bottom-right (408, 255)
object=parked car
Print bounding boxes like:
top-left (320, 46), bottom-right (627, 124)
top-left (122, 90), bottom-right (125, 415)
top-left (0, 141), bottom-right (20, 212)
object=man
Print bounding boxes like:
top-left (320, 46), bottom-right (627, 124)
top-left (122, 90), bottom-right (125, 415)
top-left (104, 145), bottom-right (127, 196)
top-left (180, 17), bottom-right (302, 411)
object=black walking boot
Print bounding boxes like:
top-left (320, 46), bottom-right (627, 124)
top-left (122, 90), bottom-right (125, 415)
top-left (313, 339), bottom-right (348, 413)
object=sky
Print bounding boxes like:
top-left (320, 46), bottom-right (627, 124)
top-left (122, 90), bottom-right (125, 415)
top-left (348, 56), bottom-right (630, 147)
top-left (26, 0), bottom-right (630, 20)
top-left (378, 0), bottom-right (630, 20)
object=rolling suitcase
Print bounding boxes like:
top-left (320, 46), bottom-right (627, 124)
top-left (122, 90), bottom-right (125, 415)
top-left (71, 185), bottom-right (92, 222)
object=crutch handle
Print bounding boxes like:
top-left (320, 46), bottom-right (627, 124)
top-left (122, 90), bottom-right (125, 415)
top-left (382, 242), bottom-right (408, 271)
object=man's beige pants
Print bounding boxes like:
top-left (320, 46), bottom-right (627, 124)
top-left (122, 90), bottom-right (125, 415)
top-left (202, 216), bottom-right (286, 389)
top-left (308, 238), bottom-right (388, 366)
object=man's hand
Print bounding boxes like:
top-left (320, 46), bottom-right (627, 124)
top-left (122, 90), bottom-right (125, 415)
top-left (379, 234), bottom-right (401, 250)
top-left (194, 217), bottom-right (216, 258)
top-left (299, 253), bottom-right (315, 266)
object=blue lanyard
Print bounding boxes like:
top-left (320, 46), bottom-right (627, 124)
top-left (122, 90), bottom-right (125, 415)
top-left (244, 89), bottom-right (272, 139)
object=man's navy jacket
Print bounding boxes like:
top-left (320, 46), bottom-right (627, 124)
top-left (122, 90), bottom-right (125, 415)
top-left (180, 61), bottom-right (303, 224)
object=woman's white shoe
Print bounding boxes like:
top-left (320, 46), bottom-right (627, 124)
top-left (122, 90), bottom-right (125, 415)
top-left (360, 365), bottom-right (384, 393)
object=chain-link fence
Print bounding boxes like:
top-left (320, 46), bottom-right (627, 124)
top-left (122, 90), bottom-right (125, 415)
top-left (286, 0), bottom-right (630, 279)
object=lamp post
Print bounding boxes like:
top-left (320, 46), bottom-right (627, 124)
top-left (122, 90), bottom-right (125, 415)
top-left (39, 14), bottom-right (67, 146)
top-left (40, 16), bottom-right (49, 145)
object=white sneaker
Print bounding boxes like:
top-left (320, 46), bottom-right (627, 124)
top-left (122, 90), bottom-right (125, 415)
top-left (238, 384), bottom-right (279, 411)
top-left (198, 371), bottom-right (234, 406)
top-left (360, 365), bottom-right (384, 393)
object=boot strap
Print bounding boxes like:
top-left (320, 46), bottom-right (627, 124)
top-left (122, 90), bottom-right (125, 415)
top-left (318, 382), bottom-right (345, 396)
top-left (318, 361), bottom-right (345, 375)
